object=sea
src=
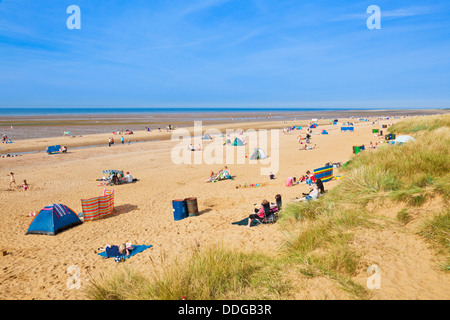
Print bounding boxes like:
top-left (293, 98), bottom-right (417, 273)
top-left (0, 107), bottom-right (432, 141)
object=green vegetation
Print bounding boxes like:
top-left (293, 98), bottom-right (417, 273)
top-left (86, 246), bottom-right (290, 300)
top-left (388, 114), bottom-right (450, 134)
top-left (397, 208), bottom-right (411, 225)
top-left (418, 210), bottom-right (450, 272)
top-left (86, 114), bottom-right (450, 300)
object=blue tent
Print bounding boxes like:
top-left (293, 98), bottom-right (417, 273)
top-left (26, 204), bottom-right (82, 235)
top-left (233, 138), bottom-right (244, 146)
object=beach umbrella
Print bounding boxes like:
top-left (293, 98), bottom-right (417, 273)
top-left (102, 170), bottom-right (121, 174)
top-left (394, 135), bottom-right (416, 144)
top-left (102, 170), bottom-right (124, 177)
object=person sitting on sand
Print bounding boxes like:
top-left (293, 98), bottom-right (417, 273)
top-left (124, 172), bottom-right (133, 183)
top-left (293, 185), bottom-right (320, 202)
top-left (305, 171), bottom-right (315, 186)
top-left (205, 171), bottom-right (216, 182)
top-left (222, 166), bottom-right (232, 179)
top-left (247, 199), bottom-right (269, 227)
top-left (110, 172), bottom-right (120, 185)
top-left (315, 178), bottom-right (325, 194)
top-left (22, 180), bottom-right (29, 191)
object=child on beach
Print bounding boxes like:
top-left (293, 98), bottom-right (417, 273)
top-left (22, 180), bottom-right (28, 191)
top-left (8, 172), bottom-right (16, 188)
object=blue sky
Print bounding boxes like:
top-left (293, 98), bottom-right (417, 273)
top-left (0, 0), bottom-right (449, 109)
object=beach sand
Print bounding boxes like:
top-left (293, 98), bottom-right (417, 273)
top-left (0, 116), bottom-right (449, 300)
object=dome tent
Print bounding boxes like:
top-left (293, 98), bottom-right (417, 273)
top-left (394, 135), bottom-right (416, 144)
top-left (233, 138), bottom-right (244, 146)
top-left (26, 204), bottom-right (82, 235)
top-left (249, 148), bottom-right (267, 160)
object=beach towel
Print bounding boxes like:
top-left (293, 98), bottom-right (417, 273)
top-left (97, 245), bottom-right (153, 260)
top-left (46, 145), bottom-right (61, 154)
top-left (232, 218), bottom-right (260, 227)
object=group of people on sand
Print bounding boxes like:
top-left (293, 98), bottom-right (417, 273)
top-left (246, 194), bottom-right (282, 227)
top-left (205, 166), bottom-right (232, 182)
top-left (189, 144), bottom-right (202, 151)
top-left (300, 144), bottom-right (318, 150)
top-left (2, 133), bottom-right (12, 144)
top-left (7, 172), bottom-right (28, 191)
top-left (108, 171), bottom-right (135, 185)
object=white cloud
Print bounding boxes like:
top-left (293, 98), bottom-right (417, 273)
top-left (332, 6), bottom-right (438, 21)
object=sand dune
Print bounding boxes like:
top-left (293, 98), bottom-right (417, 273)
top-left (0, 117), bottom-right (448, 300)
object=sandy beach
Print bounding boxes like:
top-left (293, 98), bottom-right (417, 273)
top-left (0, 115), bottom-right (449, 300)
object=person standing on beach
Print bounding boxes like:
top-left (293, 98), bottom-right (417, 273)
top-left (8, 172), bottom-right (16, 188)
top-left (121, 136), bottom-right (124, 145)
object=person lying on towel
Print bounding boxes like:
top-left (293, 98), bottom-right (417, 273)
top-left (98, 243), bottom-right (134, 257)
top-left (292, 185), bottom-right (320, 202)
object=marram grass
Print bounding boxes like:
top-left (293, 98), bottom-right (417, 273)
top-left (86, 115), bottom-right (450, 300)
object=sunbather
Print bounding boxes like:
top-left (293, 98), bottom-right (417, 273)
top-left (98, 242), bottom-right (134, 256)
top-left (205, 171), bottom-right (216, 182)
top-left (293, 185), bottom-right (320, 202)
top-left (124, 172), bottom-right (133, 183)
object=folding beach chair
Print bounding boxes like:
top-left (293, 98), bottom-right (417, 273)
top-left (255, 202), bottom-right (278, 225)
